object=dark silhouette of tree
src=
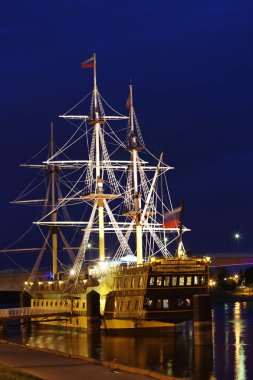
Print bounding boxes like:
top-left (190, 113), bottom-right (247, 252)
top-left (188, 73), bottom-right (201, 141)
top-left (244, 267), bottom-right (253, 286)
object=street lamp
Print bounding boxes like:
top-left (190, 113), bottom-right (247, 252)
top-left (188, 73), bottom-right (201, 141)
top-left (233, 232), bottom-right (241, 252)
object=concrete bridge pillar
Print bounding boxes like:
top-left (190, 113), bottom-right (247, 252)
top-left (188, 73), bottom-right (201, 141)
top-left (193, 294), bottom-right (213, 345)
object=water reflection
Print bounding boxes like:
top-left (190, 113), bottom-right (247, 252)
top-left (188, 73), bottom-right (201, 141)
top-left (213, 301), bottom-right (253, 380)
top-left (18, 322), bottom-right (214, 379)
top-left (5, 302), bottom-right (253, 379)
top-left (233, 302), bottom-right (246, 380)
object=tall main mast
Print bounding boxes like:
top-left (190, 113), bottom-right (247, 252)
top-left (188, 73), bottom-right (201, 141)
top-left (93, 53), bottom-right (105, 262)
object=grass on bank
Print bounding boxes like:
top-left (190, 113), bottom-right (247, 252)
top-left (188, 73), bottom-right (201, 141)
top-left (0, 364), bottom-right (42, 380)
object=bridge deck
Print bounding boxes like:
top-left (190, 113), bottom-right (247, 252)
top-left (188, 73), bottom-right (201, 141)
top-left (210, 256), bottom-right (253, 267)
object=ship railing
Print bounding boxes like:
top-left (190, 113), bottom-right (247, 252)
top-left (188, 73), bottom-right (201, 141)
top-left (0, 307), bottom-right (71, 319)
top-left (71, 310), bottom-right (87, 316)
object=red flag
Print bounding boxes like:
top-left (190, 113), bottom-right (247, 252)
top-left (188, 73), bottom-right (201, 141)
top-left (163, 206), bottom-right (181, 228)
top-left (163, 219), bottom-right (180, 228)
top-left (81, 57), bottom-right (94, 69)
top-left (126, 94), bottom-right (131, 109)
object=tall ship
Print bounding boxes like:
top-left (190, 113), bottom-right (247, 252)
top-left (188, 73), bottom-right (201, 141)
top-left (13, 54), bottom-right (209, 334)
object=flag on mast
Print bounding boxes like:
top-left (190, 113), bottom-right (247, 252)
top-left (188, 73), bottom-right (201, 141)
top-left (126, 94), bottom-right (131, 109)
top-left (163, 206), bottom-right (181, 228)
top-left (81, 56), bottom-right (95, 69)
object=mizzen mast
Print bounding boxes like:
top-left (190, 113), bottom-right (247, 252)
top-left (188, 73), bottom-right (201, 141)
top-left (127, 85), bottom-right (144, 265)
top-left (50, 122), bottom-right (58, 276)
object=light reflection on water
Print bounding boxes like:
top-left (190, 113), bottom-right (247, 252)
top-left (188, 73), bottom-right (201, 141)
top-left (212, 301), bottom-right (253, 380)
top-left (22, 327), bottom-right (196, 378)
top-left (5, 302), bottom-right (253, 380)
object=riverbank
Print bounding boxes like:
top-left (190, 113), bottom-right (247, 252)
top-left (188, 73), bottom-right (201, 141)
top-left (0, 340), bottom-right (188, 380)
top-left (0, 363), bottom-right (41, 380)
top-left (211, 289), bottom-right (253, 303)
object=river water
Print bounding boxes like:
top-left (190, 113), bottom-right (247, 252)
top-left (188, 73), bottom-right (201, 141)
top-left (4, 301), bottom-right (253, 380)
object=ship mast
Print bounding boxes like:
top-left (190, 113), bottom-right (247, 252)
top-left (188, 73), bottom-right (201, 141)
top-left (93, 53), bottom-right (105, 262)
top-left (50, 123), bottom-right (58, 276)
top-left (128, 85), bottom-right (143, 265)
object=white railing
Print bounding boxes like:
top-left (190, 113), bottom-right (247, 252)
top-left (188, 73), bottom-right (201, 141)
top-left (0, 307), bottom-right (71, 319)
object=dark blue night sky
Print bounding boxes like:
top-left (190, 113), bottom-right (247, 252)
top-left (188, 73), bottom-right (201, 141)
top-left (1, 0), bottom-right (253, 268)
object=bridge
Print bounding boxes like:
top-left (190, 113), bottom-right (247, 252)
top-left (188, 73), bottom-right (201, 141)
top-left (0, 269), bottom-right (49, 292)
top-left (208, 254), bottom-right (253, 268)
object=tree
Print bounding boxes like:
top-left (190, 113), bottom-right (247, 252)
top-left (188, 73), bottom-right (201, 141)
top-left (244, 267), bottom-right (253, 287)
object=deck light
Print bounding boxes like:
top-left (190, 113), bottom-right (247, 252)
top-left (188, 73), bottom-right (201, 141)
top-left (99, 261), bottom-right (108, 271)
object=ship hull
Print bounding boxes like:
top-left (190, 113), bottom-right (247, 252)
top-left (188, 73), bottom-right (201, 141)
top-left (101, 318), bottom-right (179, 335)
top-left (30, 257), bottom-right (210, 334)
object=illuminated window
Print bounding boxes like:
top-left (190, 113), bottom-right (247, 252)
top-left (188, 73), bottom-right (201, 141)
top-left (131, 277), bottom-right (135, 287)
top-left (149, 277), bottom-right (155, 286)
top-left (138, 277), bottom-right (143, 287)
top-left (177, 298), bottom-right (183, 307)
top-left (157, 299), bottom-right (162, 308)
top-left (179, 276), bottom-right (185, 286)
top-left (186, 298), bottom-right (191, 307)
top-left (163, 299), bottom-right (169, 309)
top-left (144, 298), bottom-right (151, 307)
top-left (157, 277), bottom-right (162, 286)
top-left (172, 276), bottom-right (177, 286)
top-left (186, 276), bottom-right (192, 286)
top-left (164, 277), bottom-right (170, 286)
top-left (194, 276), bottom-right (199, 285)
top-left (200, 276), bottom-right (206, 285)
top-left (124, 278), bottom-right (128, 288)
